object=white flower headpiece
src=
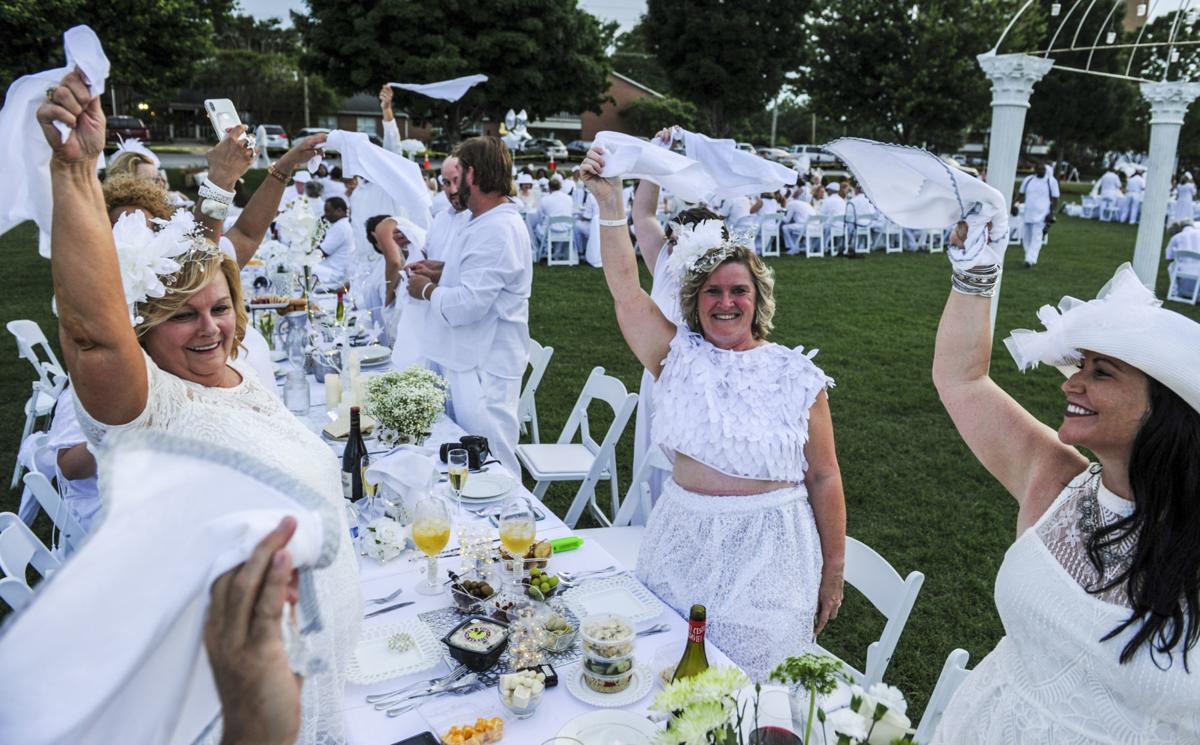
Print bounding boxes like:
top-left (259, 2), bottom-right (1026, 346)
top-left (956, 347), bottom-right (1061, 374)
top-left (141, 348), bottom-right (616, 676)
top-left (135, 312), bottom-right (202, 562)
top-left (112, 137), bottom-right (161, 168)
top-left (665, 218), bottom-right (740, 280)
top-left (111, 209), bottom-right (214, 325)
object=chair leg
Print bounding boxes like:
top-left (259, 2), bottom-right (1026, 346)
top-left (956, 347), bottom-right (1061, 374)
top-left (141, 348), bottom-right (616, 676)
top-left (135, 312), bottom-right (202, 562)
top-left (11, 402), bottom-right (36, 489)
top-left (530, 402), bottom-right (540, 444)
top-left (533, 480), bottom-right (550, 500)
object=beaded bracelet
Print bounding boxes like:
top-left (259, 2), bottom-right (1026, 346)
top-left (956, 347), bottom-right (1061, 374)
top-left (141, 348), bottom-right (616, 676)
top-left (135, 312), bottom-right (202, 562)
top-left (267, 164), bottom-right (288, 184)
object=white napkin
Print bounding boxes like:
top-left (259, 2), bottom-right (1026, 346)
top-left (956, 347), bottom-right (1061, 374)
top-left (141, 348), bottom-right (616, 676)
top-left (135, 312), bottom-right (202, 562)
top-left (823, 137), bottom-right (1009, 268)
top-left (677, 128), bottom-right (798, 198)
top-left (328, 129), bottom-right (432, 231)
top-left (364, 449), bottom-right (440, 502)
top-left (594, 130), bottom-right (716, 204)
top-left (389, 74), bottom-right (488, 102)
top-left (0, 431), bottom-right (340, 745)
top-left (0, 25), bottom-right (109, 258)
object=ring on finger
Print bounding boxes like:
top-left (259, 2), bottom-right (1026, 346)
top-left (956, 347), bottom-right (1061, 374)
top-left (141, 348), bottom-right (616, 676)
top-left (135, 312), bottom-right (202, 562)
top-left (45, 85), bottom-right (58, 102)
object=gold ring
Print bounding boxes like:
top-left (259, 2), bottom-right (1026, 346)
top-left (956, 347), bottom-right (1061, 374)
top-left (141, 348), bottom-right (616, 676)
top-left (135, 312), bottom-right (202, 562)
top-left (45, 85), bottom-right (58, 103)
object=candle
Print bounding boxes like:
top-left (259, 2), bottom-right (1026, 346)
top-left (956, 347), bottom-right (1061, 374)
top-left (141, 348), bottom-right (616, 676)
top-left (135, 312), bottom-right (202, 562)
top-left (324, 373), bottom-right (341, 411)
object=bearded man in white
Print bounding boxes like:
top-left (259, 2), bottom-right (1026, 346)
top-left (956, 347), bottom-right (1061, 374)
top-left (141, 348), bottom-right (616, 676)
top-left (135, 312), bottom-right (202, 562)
top-left (405, 137), bottom-right (532, 476)
top-left (1018, 165), bottom-right (1059, 267)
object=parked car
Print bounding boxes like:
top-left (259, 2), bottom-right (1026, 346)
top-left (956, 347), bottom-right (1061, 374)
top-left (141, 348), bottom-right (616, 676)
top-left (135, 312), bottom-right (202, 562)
top-left (106, 115), bottom-right (150, 145)
top-left (521, 138), bottom-right (568, 160)
top-left (260, 124), bottom-right (289, 152)
top-left (565, 139), bottom-right (593, 156)
top-left (756, 147), bottom-right (793, 162)
top-left (736, 142), bottom-right (756, 153)
top-left (788, 144), bottom-right (837, 165)
top-left (295, 127), bottom-right (331, 140)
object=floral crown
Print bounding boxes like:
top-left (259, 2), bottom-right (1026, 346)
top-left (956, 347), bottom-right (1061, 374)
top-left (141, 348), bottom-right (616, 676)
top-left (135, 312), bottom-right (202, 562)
top-left (112, 209), bottom-right (220, 325)
top-left (664, 219), bottom-right (747, 280)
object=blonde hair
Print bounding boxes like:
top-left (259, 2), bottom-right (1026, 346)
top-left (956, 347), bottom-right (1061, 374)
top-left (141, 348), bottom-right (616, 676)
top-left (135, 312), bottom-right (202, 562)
top-left (678, 245), bottom-right (776, 340)
top-left (102, 174), bottom-right (173, 222)
top-left (106, 151), bottom-right (157, 180)
top-left (135, 247), bottom-right (247, 359)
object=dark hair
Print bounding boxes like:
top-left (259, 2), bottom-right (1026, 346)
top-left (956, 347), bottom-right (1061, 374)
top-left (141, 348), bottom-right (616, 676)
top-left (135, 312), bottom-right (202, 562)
top-left (452, 136), bottom-right (512, 196)
top-left (325, 196), bottom-right (347, 213)
top-left (330, 166), bottom-right (343, 179)
top-left (1091, 378), bottom-right (1200, 670)
top-left (365, 214), bottom-right (389, 251)
top-left (548, 178), bottom-right (562, 193)
top-left (665, 207), bottom-right (727, 241)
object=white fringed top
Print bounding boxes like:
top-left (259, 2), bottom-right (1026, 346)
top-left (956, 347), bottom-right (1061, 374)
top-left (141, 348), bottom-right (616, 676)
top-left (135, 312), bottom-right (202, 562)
top-left (653, 326), bottom-right (833, 482)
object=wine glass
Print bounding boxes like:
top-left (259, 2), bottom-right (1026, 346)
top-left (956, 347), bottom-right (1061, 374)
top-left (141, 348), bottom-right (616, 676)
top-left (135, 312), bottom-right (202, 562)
top-left (447, 449), bottom-right (469, 508)
top-left (498, 496), bottom-right (536, 579)
top-left (412, 495), bottom-right (451, 595)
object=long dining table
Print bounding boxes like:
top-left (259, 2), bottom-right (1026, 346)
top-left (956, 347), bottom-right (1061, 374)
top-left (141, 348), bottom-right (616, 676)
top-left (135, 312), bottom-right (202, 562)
top-left (284, 356), bottom-right (744, 744)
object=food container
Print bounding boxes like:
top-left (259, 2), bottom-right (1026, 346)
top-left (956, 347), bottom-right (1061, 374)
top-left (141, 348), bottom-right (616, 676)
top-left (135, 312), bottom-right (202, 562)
top-left (442, 616), bottom-right (509, 672)
top-left (580, 613), bottom-right (635, 659)
top-left (581, 665), bottom-right (635, 694)
top-left (540, 611), bottom-right (578, 654)
top-left (582, 651), bottom-right (633, 677)
top-left (449, 570), bottom-right (499, 615)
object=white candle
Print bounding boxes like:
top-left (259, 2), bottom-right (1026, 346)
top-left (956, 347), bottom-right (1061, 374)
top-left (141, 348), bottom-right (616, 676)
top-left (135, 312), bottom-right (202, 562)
top-left (324, 373), bottom-right (341, 410)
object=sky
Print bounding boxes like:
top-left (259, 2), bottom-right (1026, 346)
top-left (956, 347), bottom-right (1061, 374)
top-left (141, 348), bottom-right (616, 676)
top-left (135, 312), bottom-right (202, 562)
top-left (236, 0), bottom-right (647, 31)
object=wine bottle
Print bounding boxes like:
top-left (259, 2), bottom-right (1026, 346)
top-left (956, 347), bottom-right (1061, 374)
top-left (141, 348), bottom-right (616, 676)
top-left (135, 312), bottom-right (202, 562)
top-left (672, 604), bottom-right (710, 682)
top-left (335, 288), bottom-right (346, 323)
top-left (341, 406), bottom-right (367, 502)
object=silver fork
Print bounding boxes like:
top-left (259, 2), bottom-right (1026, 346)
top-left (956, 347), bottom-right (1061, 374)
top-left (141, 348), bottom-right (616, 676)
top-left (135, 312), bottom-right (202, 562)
top-left (385, 675), bottom-right (482, 717)
top-left (365, 586), bottom-right (404, 605)
top-left (636, 623), bottom-right (671, 637)
top-left (365, 664), bottom-right (468, 705)
top-left (559, 565), bottom-right (617, 581)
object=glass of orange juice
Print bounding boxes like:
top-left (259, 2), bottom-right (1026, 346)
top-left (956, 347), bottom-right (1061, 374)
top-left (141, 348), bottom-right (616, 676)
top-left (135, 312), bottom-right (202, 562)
top-left (412, 495), bottom-right (451, 595)
top-left (498, 496), bottom-right (536, 579)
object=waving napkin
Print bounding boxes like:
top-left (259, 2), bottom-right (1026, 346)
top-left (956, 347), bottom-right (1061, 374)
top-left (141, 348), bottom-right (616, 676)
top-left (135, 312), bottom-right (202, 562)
top-left (0, 25), bottom-right (110, 257)
top-left (389, 74), bottom-right (488, 102)
top-left (676, 128), bottom-right (797, 198)
top-left (594, 130), bottom-right (716, 204)
top-left (0, 431), bottom-right (340, 745)
top-left (824, 137), bottom-right (1009, 268)
top-left (328, 129), bottom-right (431, 230)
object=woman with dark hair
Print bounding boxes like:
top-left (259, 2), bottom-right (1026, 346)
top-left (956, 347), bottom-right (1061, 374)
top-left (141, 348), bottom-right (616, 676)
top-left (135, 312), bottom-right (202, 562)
top-left (580, 145), bottom-right (846, 681)
top-left (931, 226), bottom-right (1200, 741)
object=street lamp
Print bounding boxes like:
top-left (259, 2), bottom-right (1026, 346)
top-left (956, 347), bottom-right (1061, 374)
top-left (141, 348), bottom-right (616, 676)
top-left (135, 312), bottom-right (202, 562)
top-left (137, 102), bottom-right (149, 112)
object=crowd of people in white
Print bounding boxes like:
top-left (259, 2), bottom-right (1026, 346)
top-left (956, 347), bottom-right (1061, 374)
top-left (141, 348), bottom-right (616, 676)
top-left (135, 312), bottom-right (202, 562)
top-left (1, 27), bottom-right (1200, 745)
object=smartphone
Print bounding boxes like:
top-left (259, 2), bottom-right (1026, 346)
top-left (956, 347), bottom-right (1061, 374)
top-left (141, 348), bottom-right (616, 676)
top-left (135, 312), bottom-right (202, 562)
top-left (204, 98), bottom-right (242, 140)
top-left (390, 733), bottom-right (439, 745)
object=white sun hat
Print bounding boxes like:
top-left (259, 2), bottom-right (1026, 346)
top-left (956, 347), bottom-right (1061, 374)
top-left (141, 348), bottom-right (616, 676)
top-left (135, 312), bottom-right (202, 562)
top-left (293, 169), bottom-right (313, 184)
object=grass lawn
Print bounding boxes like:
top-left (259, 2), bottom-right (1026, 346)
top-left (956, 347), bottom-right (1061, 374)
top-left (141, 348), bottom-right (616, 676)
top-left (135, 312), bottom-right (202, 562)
top-left (2, 215), bottom-right (1196, 717)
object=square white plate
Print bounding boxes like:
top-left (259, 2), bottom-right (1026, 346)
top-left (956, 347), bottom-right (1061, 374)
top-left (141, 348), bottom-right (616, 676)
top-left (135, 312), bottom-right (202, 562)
top-left (562, 574), bottom-right (666, 625)
top-left (345, 618), bottom-right (441, 685)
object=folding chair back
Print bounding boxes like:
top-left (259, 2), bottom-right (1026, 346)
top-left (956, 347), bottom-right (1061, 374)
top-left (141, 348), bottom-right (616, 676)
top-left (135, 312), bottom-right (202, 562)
top-left (544, 216), bottom-right (577, 266)
top-left (7, 320), bottom-right (66, 391)
top-left (804, 216), bottom-right (825, 257)
top-left (22, 434), bottom-right (88, 555)
top-left (758, 213), bottom-right (783, 257)
top-left (1167, 249), bottom-right (1200, 304)
top-left (518, 338), bottom-right (554, 443)
top-left (0, 512), bottom-right (61, 601)
top-left (914, 649), bottom-right (972, 743)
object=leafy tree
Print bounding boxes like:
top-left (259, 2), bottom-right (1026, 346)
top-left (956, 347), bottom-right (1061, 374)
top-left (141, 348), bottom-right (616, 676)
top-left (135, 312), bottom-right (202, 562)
top-left (730, 98), bottom-right (834, 147)
top-left (0, 0), bottom-right (233, 107)
top-left (644, 0), bottom-right (807, 137)
top-left (295, 0), bottom-right (616, 142)
top-left (611, 20), bottom-right (671, 96)
top-left (619, 95), bottom-right (699, 135)
top-left (1129, 11), bottom-right (1200, 168)
top-left (798, 0), bottom-right (1042, 151)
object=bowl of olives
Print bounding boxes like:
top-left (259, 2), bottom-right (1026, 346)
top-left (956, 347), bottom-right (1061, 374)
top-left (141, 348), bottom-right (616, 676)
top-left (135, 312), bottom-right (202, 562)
top-left (448, 570), bottom-right (498, 614)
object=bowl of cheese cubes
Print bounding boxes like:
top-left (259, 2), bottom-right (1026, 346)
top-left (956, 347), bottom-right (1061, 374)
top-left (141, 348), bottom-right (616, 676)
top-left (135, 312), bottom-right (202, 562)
top-left (497, 668), bottom-right (546, 719)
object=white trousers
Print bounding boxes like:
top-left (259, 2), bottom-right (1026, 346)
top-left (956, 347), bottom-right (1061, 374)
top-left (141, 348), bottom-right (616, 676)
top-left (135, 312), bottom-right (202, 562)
top-left (1021, 221), bottom-right (1045, 264)
top-left (430, 362), bottom-right (522, 478)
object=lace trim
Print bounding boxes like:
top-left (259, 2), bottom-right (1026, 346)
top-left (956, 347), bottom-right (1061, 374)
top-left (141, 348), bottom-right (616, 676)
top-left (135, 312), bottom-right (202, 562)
top-left (653, 327), bottom-right (833, 482)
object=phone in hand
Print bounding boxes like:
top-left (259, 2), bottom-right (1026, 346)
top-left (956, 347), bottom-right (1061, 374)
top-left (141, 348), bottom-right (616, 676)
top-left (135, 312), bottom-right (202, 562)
top-left (204, 98), bottom-right (242, 140)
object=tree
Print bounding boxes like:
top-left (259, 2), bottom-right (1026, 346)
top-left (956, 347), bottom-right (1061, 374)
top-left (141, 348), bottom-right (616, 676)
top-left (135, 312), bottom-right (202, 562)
top-left (799, 0), bottom-right (1042, 151)
top-left (295, 0), bottom-right (616, 143)
top-left (611, 20), bottom-right (671, 96)
top-left (0, 0), bottom-right (233, 108)
top-left (1130, 11), bottom-right (1200, 168)
top-left (619, 95), bottom-right (700, 135)
top-left (644, 0), bottom-right (807, 137)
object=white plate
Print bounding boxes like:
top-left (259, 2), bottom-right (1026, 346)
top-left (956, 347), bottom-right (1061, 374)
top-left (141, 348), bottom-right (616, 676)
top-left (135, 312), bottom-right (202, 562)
top-left (556, 709), bottom-right (659, 744)
top-left (460, 473), bottom-right (515, 500)
top-left (562, 574), bottom-right (666, 625)
top-left (344, 618), bottom-right (441, 685)
top-left (356, 344), bottom-right (391, 365)
top-left (563, 662), bottom-right (655, 709)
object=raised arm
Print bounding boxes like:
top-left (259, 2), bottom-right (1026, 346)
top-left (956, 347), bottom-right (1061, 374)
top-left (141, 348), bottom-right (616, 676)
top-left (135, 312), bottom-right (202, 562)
top-left (579, 146), bottom-right (675, 377)
top-left (932, 223), bottom-right (1085, 530)
top-left (193, 125), bottom-right (253, 245)
top-left (38, 71), bottom-right (147, 424)
top-left (631, 128), bottom-right (673, 273)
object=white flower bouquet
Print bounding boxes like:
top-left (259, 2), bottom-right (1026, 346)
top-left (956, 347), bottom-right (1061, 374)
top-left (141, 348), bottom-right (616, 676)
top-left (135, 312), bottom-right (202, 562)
top-left (771, 654), bottom-right (915, 745)
top-left (650, 666), bottom-right (752, 745)
top-left (363, 366), bottom-right (449, 446)
top-left (275, 197), bottom-right (328, 263)
top-left (398, 138), bottom-right (428, 159)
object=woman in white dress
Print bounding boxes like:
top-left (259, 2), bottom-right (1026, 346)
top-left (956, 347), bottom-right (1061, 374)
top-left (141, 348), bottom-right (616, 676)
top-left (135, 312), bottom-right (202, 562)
top-left (38, 70), bottom-right (359, 745)
top-left (580, 146), bottom-right (847, 681)
top-left (932, 223), bottom-right (1200, 742)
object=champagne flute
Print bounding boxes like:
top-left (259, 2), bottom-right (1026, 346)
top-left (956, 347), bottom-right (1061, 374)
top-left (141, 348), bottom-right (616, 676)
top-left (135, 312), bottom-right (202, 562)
top-left (498, 497), bottom-right (536, 579)
top-left (447, 448), bottom-right (469, 509)
top-left (412, 496), bottom-right (451, 595)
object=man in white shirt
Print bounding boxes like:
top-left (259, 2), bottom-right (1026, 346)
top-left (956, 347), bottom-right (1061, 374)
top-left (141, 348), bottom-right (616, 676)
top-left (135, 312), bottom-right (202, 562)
top-left (782, 192), bottom-right (816, 254)
top-left (430, 157), bottom-right (460, 218)
top-left (1019, 164), bottom-right (1060, 267)
top-left (574, 186), bottom-right (597, 260)
top-left (536, 178), bottom-right (575, 262)
top-left (1124, 167), bottom-right (1146, 224)
top-left (406, 137), bottom-right (533, 476)
top-left (425, 157), bottom-right (463, 261)
top-left (314, 196), bottom-right (354, 287)
top-left (819, 182), bottom-right (846, 218)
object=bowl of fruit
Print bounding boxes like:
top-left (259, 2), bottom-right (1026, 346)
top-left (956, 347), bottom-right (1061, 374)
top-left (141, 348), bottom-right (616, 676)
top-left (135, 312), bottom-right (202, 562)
top-left (522, 567), bottom-right (561, 599)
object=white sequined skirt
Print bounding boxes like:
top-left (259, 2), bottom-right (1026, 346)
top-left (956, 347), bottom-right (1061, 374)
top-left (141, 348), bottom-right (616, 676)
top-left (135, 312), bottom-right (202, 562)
top-left (635, 478), bottom-right (823, 681)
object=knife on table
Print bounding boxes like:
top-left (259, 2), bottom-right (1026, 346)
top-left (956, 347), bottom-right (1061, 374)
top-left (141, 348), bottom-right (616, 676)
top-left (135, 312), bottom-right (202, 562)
top-left (364, 600), bottom-right (415, 619)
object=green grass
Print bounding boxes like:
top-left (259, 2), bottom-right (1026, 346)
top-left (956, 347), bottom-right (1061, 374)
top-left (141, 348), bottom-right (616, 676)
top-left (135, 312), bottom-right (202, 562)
top-left (3, 216), bottom-right (1196, 716)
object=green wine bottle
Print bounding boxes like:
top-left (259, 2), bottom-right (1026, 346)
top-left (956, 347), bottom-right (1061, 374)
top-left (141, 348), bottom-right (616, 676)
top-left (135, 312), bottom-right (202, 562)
top-left (672, 604), bottom-right (710, 682)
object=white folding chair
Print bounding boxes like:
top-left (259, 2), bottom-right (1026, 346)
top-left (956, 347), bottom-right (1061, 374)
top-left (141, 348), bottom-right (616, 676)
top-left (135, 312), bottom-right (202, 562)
top-left (518, 339), bottom-right (554, 444)
top-left (853, 213), bottom-right (875, 253)
top-left (1080, 195), bottom-right (1097, 219)
top-left (573, 446), bottom-right (671, 568)
top-left (1099, 197), bottom-right (1118, 222)
top-left (815, 536), bottom-right (925, 688)
top-left (914, 649), bottom-right (972, 743)
top-left (1167, 250), bottom-right (1200, 304)
top-left (543, 215), bottom-right (578, 266)
top-left (827, 216), bottom-right (847, 255)
top-left (883, 220), bottom-right (903, 254)
top-left (0, 512), bottom-right (61, 612)
top-left (758, 213), bottom-right (783, 257)
top-left (8, 320), bottom-right (68, 489)
top-left (924, 228), bottom-right (945, 253)
top-left (515, 367), bottom-right (638, 528)
top-left (22, 434), bottom-right (88, 556)
top-left (804, 216), bottom-right (826, 257)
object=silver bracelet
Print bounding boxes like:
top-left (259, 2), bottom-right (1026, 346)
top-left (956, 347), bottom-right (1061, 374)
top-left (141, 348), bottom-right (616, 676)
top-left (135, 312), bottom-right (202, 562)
top-left (597, 217), bottom-right (627, 227)
top-left (951, 264), bottom-right (1001, 297)
top-left (421, 283), bottom-right (434, 301)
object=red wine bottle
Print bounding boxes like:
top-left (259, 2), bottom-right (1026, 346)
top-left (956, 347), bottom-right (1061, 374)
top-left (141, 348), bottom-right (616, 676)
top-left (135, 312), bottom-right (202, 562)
top-left (341, 406), bottom-right (367, 501)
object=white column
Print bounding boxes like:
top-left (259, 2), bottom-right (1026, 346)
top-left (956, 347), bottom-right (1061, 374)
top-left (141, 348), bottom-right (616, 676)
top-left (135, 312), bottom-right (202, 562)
top-left (1132, 81), bottom-right (1200, 290)
top-left (977, 52), bottom-right (1054, 329)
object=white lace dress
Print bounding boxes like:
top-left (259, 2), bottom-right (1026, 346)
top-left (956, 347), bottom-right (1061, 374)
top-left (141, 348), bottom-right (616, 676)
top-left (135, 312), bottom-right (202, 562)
top-left (77, 353), bottom-right (361, 745)
top-left (635, 327), bottom-right (833, 681)
top-left (933, 466), bottom-right (1200, 744)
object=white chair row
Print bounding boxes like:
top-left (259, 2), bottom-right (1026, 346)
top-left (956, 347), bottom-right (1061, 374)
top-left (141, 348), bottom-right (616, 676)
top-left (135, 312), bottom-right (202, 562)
top-left (0, 511), bottom-right (61, 613)
top-left (8, 319), bottom-right (68, 489)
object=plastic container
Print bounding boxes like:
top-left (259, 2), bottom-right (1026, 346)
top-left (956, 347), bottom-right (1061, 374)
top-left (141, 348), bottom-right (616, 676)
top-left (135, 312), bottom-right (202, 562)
top-left (579, 613), bottom-right (635, 659)
top-left (582, 651), bottom-right (633, 677)
top-left (441, 615), bottom-right (509, 672)
top-left (581, 665), bottom-right (635, 694)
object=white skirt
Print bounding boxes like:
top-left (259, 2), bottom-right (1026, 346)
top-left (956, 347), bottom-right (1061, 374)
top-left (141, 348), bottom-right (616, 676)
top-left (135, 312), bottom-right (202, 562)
top-left (635, 478), bottom-right (823, 681)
